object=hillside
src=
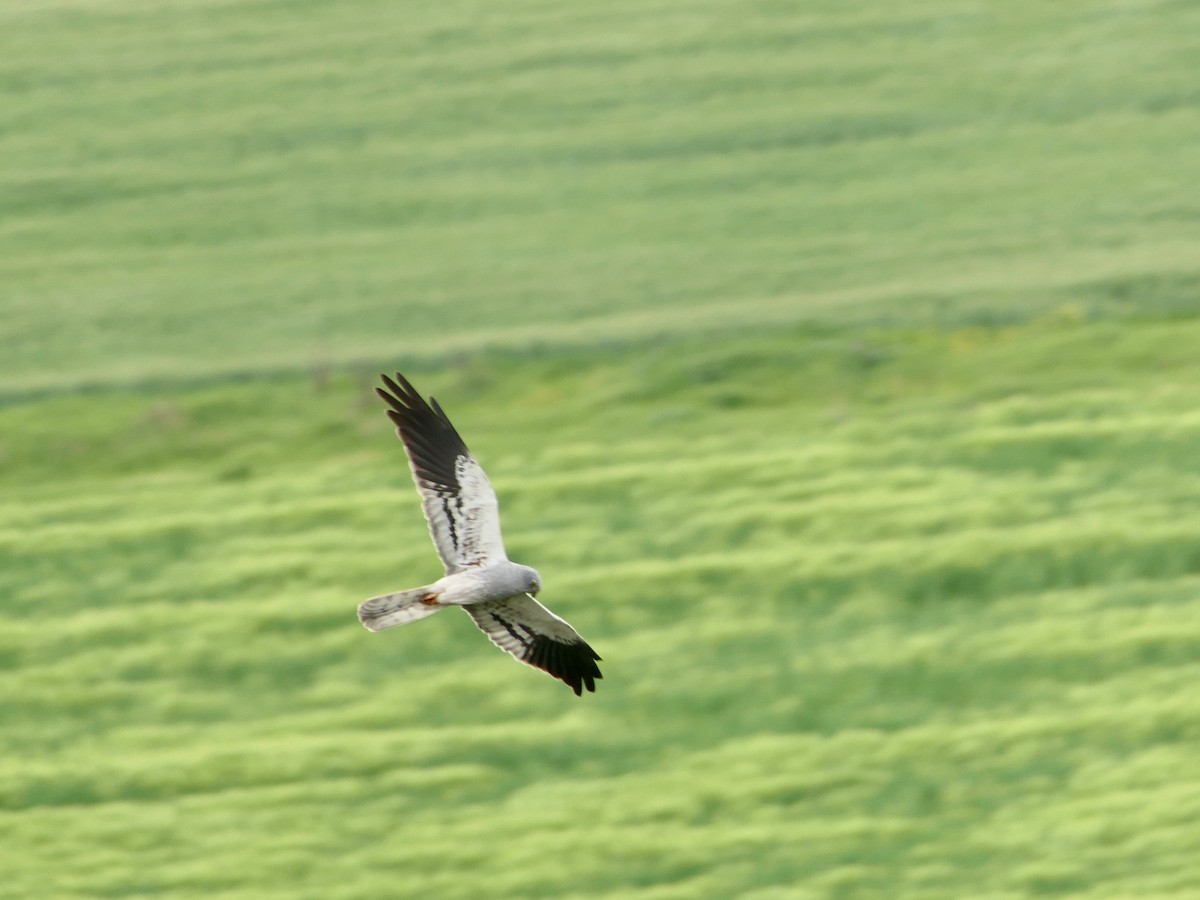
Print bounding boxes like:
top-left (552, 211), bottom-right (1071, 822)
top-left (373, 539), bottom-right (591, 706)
top-left (4, 0), bottom-right (1199, 394)
top-left (3, 0), bottom-right (1200, 897)
top-left (5, 320), bottom-right (1200, 896)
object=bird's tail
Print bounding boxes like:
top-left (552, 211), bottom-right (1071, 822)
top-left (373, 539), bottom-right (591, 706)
top-left (357, 585), bottom-right (443, 632)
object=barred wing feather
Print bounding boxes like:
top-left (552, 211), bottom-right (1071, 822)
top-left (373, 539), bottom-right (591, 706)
top-left (466, 595), bottom-right (602, 696)
top-left (376, 373), bottom-right (507, 574)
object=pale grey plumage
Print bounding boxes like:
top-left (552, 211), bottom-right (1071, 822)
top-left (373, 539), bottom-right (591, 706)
top-left (357, 373), bottom-right (602, 696)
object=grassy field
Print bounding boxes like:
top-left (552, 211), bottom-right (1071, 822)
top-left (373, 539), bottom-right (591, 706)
top-left (4, 0), bottom-right (1200, 393)
top-left (6, 323), bottom-right (1200, 898)
top-left (4, 0), bottom-right (1200, 897)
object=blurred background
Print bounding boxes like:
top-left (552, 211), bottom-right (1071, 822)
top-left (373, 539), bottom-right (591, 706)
top-left (3, 1), bottom-right (1200, 896)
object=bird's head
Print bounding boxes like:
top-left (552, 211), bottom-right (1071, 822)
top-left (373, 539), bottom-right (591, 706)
top-left (519, 564), bottom-right (542, 597)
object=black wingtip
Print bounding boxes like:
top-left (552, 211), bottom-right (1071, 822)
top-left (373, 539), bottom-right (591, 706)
top-left (377, 374), bottom-right (416, 413)
top-left (528, 636), bottom-right (603, 696)
top-left (376, 372), bottom-right (472, 489)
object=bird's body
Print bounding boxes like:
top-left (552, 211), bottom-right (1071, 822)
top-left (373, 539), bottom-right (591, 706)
top-left (357, 373), bottom-right (602, 695)
top-left (358, 561), bottom-right (539, 628)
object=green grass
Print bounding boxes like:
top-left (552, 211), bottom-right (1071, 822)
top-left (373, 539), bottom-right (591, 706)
top-left (4, 0), bottom-right (1200, 392)
top-left (5, 321), bottom-right (1200, 897)
top-left (4, 0), bottom-right (1200, 897)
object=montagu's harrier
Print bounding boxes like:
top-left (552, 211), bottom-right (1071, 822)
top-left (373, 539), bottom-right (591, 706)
top-left (357, 373), bottom-right (602, 695)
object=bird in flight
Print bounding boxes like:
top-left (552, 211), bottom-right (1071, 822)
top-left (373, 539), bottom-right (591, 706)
top-left (357, 372), bottom-right (602, 695)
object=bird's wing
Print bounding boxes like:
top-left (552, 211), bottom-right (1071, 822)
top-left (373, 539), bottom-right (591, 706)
top-left (465, 594), bottom-right (602, 696)
top-left (377, 373), bottom-right (507, 574)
